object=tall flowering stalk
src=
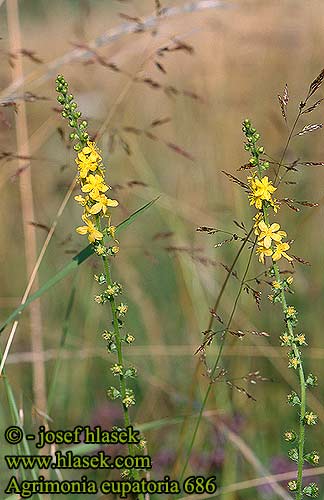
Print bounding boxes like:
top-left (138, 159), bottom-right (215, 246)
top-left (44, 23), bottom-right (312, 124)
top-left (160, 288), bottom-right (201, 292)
top-left (55, 75), bottom-right (145, 482)
top-left (243, 119), bottom-right (319, 499)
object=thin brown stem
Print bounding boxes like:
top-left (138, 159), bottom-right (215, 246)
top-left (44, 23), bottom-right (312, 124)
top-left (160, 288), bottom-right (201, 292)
top-left (7, 0), bottom-right (47, 417)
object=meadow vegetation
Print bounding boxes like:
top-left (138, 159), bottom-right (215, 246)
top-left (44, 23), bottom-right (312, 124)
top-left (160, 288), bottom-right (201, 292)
top-left (0, 1), bottom-right (323, 498)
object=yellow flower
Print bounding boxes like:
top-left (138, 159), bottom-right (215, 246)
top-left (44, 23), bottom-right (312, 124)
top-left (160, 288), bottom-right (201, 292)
top-left (74, 194), bottom-right (88, 206)
top-left (295, 333), bottom-right (307, 346)
top-left (248, 175), bottom-right (276, 209)
top-left (85, 141), bottom-right (102, 158)
top-left (257, 221), bottom-right (287, 249)
top-left (117, 303), bottom-right (128, 316)
top-left (256, 244), bottom-right (273, 264)
top-left (270, 198), bottom-right (279, 213)
top-left (77, 142), bottom-right (101, 163)
top-left (95, 244), bottom-right (106, 256)
top-left (75, 142), bottom-right (102, 178)
top-left (272, 280), bottom-right (281, 289)
top-left (304, 412), bottom-right (317, 425)
top-left (89, 194), bottom-right (119, 215)
top-left (111, 364), bottom-right (123, 375)
top-left (81, 174), bottom-right (109, 200)
top-left (280, 333), bottom-right (291, 345)
top-left (253, 213), bottom-right (263, 235)
top-left (289, 357), bottom-right (299, 369)
top-left (76, 215), bottom-right (103, 243)
top-left (286, 306), bottom-right (296, 316)
top-left (77, 159), bottom-right (98, 179)
top-left (272, 242), bottom-right (293, 262)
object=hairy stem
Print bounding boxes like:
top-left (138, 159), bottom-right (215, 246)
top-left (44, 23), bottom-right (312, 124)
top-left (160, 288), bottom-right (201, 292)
top-left (274, 264), bottom-right (306, 499)
top-left (257, 153), bottom-right (306, 499)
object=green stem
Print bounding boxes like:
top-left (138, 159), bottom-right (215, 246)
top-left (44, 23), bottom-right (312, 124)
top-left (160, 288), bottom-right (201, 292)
top-left (273, 263), bottom-right (306, 499)
top-left (101, 255), bottom-right (132, 430)
top-left (98, 233), bottom-right (142, 489)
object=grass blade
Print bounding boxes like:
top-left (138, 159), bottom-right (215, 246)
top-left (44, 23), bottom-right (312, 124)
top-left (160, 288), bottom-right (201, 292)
top-left (2, 373), bottom-right (42, 499)
top-left (0, 197), bottom-right (158, 335)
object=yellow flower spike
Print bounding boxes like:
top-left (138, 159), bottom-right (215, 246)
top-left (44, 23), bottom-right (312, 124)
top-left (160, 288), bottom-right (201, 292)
top-left (81, 174), bottom-right (109, 200)
top-left (272, 242), bottom-right (293, 262)
top-left (257, 221), bottom-right (287, 249)
top-left (256, 244), bottom-right (273, 264)
top-left (89, 194), bottom-right (119, 215)
top-left (76, 215), bottom-right (103, 243)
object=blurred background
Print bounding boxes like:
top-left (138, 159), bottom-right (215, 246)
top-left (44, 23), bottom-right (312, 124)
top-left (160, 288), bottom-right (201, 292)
top-left (0, 0), bottom-right (323, 498)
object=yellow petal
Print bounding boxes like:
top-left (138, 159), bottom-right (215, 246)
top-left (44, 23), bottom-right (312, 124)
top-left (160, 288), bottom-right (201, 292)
top-left (282, 252), bottom-right (293, 262)
top-left (255, 198), bottom-right (262, 210)
top-left (82, 146), bottom-right (92, 155)
top-left (271, 233), bottom-right (283, 243)
top-left (89, 203), bottom-right (102, 214)
top-left (76, 226), bottom-right (88, 235)
top-left (263, 236), bottom-right (272, 248)
top-left (270, 223), bottom-right (280, 232)
top-left (272, 250), bottom-right (280, 261)
top-left (106, 198), bottom-right (119, 207)
top-left (258, 220), bottom-right (268, 232)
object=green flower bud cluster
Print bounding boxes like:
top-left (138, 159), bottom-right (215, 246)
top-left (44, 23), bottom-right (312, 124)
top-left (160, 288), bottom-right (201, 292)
top-left (284, 430), bottom-right (297, 442)
top-left (97, 274), bottom-right (138, 411)
top-left (242, 118), bottom-right (269, 171)
top-left (94, 281), bottom-right (122, 303)
top-left (305, 373), bottom-right (318, 388)
top-left (106, 282), bottom-right (122, 299)
top-left (55, 74), bottom-right (89, 150)
top-left (302, 483), bottom-right (319, 498)
top-left (94, 273), bottom-right (107, 285)
top-left (288, 473), bottom-right (320, 495)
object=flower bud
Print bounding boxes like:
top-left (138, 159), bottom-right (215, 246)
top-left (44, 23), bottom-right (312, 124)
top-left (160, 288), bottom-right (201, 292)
top-left (284, 430), bottom-right (296, 442)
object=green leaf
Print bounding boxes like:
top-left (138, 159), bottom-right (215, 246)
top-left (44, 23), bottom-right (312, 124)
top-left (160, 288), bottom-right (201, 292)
top-left (0, 197), bottom-right (158, 335)
top-left (2, 374), bottom-right (42, 499)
